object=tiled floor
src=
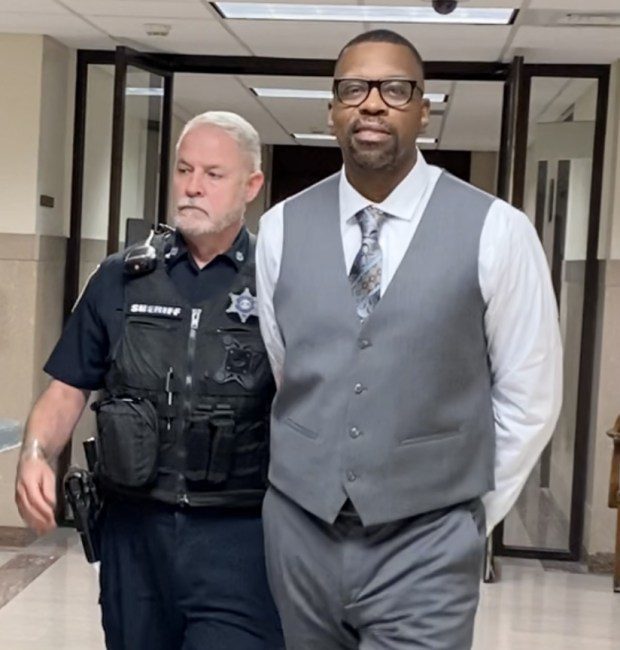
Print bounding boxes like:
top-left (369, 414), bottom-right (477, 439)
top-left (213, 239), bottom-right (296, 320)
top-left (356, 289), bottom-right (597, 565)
top-left (0, 529), bottom-right (619, 649)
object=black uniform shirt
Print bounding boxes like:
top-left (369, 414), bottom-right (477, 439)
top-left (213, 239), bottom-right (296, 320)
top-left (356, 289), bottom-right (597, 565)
top-left (45, 229), bottom-right (250, 391)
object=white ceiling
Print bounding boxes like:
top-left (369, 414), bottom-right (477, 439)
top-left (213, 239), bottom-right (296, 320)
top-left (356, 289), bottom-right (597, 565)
top-left (1, 0), bottom-right (617, 151)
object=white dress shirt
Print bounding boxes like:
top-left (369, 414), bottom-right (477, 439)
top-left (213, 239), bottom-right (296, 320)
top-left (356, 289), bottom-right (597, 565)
top-left (256, 152), bottom-right (563, 534)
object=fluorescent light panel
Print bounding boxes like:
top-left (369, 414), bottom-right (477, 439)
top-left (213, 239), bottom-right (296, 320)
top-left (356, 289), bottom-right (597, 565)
top-left (126, 87), bottom-right (164, 96)
top-left (215, 3), bottom-right (515, 25)
top-left (292, 134), bottom-right (438, 145)
top-left (293, 133), bottom-right (336, 140)
top-left (254, 88), bottom-right (332, 99)
top-left (253, 87), bottom-right (447, 103)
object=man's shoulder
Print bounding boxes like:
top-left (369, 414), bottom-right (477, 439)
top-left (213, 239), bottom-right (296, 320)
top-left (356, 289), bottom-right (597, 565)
top-left (289, 171), bottom-right (340, 204)
top-left (98, 250), bottom-right (126, 273)
top-left (259, 172), bottom-right (341, 235)
top-left (280, 172), bottom-right (341, 221)
top-left (437, 169), bottom-right (496, 204)
top-left (73, 251), bottom-right (126, 314)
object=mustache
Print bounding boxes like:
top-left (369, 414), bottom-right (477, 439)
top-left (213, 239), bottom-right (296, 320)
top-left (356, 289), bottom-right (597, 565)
top-left (177, 202), bottom-right (209, 216)
top-left (349, 118), bottom-right (393, 135)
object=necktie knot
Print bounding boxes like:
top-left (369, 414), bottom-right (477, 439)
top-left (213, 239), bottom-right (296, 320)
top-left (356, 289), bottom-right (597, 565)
top-left (355, 206), bottom-right (386, 241)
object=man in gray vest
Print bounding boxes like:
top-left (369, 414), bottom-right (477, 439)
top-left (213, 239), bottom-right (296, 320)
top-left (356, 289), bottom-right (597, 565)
top-left (256, 30), bottom-right (562, 649)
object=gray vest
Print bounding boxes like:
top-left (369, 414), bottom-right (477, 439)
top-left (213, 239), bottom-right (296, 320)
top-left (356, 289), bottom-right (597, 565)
top-left (271, 171), bottom-right (496, 526)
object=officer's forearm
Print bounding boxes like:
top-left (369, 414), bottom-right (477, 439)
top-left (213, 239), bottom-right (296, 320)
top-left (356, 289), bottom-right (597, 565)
top-left (22, 380), bottom-right (89, 462)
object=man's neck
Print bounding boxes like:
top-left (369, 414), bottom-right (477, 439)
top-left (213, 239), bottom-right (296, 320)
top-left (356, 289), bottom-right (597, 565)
top-left (184, 221), bottom-right (243, 269)
top-left (344, 153), bottom-right (417, 204)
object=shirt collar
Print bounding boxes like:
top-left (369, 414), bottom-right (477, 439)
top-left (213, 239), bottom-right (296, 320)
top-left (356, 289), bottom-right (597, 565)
top-left (165, 227), bottom-right (249, 272)
top-left (339, 149), bottom-right (431, 225)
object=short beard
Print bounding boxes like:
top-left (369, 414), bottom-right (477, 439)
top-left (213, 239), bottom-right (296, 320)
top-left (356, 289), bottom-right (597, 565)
top-left (344, 132), bottom-right (399, 171)
top-left (173, 208), bottom-right (243, 238)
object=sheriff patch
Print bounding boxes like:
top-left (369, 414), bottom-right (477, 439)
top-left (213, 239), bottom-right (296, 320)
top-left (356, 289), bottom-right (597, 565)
top-left (129, 303), bottom-right (183, 319)
top-left (226, 288), bottom-right (258, 324)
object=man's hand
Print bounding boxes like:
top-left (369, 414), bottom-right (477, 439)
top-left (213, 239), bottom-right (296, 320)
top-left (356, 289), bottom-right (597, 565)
top-left (15, 452), bottom-right (57, 535)
top-left (14, 380), bottom-right (89, 535)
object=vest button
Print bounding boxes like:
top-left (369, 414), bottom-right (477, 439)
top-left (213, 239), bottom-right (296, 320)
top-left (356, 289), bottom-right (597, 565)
top-left (354, 383), bottom-right (365, 394)
top-left (359, 339), bottom-right (371, 349)
top-left (346, 470), bottom-right (357, 482)
top-left (349, 426), bottom-right (361, 438)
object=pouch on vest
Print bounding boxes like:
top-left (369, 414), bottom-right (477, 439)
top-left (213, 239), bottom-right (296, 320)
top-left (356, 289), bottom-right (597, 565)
top-left (92, 397), bottom-right (159, 488)
top-left (185, 407), bottom-right (236, 484)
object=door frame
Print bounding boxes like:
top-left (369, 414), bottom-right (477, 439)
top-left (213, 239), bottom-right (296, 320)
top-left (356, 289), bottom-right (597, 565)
top-left (492, 63), bottom-right (610, 561)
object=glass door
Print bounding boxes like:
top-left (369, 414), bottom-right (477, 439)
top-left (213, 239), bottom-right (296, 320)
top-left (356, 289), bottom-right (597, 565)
top-left (108, 46), bottom-right (173, 254)
top-left (494, 65), bottom-right (609, 561)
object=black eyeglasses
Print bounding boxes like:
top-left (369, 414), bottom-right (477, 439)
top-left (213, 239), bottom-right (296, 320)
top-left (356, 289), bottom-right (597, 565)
top-left (333, 78), bottom-right (424, 108)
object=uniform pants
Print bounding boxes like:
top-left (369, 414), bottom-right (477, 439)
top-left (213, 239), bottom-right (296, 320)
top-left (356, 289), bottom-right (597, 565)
top-left (99, 499), bottom-right (284, 650)
top-left (262, 487), bottom-right (486, 650)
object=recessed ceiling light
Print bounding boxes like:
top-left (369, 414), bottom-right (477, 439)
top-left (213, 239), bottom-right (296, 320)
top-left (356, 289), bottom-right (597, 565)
top-left (252, 88), bottom-right (448, 103)
top-left (254, 88), bottom-right (333, 100)
top-left (292, 134), bottom-right (439, 146)
top-left (214, 3), bottom-right (516, 25)
top-left (143, 23), bottom-right (171, 37)
top-left (126, 87), bottom-right (164, 96)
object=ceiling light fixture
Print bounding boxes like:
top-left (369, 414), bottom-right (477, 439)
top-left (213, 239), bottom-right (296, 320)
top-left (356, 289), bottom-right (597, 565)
top-left (292, 134), bottom-right (439, 146)
top-left (126, 87), bottom-right (165, 96)
top-left (144, 23), bottom-right (172, 36)
top-left (214, 3), bottom-right (516, 25)
top-left (252, 88), bottom-right (448, 103)
top-left (292, 133), bottom-right (336, 140)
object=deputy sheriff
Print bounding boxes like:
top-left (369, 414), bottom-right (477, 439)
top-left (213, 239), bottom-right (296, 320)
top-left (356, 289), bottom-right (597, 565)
top-left (15, 111), bottom-right (284, 650)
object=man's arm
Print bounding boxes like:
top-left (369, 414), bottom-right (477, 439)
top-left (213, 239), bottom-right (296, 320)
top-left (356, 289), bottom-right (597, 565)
top-left (16, 380), bottom-right (89, 535)
top-left (14, 259), bottom-right (116, 535)
top-left (480, 201), bottom-right (563, 534)
top-left (256, 202), bottom-right (286, 388)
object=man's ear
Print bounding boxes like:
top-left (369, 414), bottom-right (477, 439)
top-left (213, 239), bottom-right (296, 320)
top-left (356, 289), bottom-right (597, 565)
top-left (245, 170), bottom-right (265, 204)
top-left (419, 98), bottom-right (431, 133)
top-left (327, 102), bottom-right (335, 134)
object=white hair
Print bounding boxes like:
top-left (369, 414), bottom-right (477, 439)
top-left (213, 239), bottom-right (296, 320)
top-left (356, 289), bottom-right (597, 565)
top-left (176, 111), bottom-right (261, 172)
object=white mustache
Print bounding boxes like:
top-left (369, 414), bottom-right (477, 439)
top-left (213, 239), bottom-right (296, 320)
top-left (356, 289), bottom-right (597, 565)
top-left (177, 201), bottom-right (208, 216)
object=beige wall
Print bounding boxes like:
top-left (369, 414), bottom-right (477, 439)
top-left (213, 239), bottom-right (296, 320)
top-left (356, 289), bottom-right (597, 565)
top-left (469, 152), bottom-right (497, 195)
top-left (0, 34), bottom-right (73, 526)
top-left (0, 35), bottom-right (42, 234)
top-left (584, 60), bottom-right (620, 558)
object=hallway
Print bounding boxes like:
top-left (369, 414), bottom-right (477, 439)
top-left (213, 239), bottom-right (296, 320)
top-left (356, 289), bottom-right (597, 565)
top-left (0, 528), bottom-right (618, 649)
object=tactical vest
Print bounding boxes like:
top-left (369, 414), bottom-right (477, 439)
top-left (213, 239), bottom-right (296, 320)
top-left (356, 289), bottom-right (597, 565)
top-left (94, 230), bottom-right (275, 508)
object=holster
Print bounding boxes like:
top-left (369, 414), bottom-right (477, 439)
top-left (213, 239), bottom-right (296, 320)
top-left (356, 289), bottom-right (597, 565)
top-left (64, 439), bottom-right (102, 563)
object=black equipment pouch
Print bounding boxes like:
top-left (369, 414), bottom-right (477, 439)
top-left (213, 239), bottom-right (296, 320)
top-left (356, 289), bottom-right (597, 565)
top-left (64, 439), bottom-right (102, 563)
top-left (186, 405), bottom-right (236, 484)
top-left (206, 407), bottom-right (236, 484)
top-left (92, 396), bottom-right (159, 488)
top-left (199, 404), bottom-right (235, 483)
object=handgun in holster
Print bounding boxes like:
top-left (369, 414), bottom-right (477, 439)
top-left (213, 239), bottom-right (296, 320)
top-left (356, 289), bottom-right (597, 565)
top-left (63, 438), bottom-right (102, 563)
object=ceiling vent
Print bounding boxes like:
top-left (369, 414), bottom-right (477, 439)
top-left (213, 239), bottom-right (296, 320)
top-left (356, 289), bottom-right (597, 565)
top-left (144, 23), bottom-right (172, 37)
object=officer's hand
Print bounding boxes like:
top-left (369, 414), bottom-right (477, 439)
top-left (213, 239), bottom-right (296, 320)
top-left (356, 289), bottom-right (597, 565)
top-left (15, 456), bottom-right (57, 535)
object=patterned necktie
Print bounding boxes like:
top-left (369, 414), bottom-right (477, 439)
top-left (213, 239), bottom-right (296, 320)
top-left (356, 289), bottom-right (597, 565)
top-left (349, 206), bottom-right (387, 321)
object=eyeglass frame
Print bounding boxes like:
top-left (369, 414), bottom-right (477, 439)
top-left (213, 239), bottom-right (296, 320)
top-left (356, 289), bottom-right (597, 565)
top-left (332, 78), bottom-right (425, 109)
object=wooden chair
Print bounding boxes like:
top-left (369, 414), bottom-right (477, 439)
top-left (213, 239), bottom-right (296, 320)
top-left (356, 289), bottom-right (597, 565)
top-left (607, 415), bottom-right (620, 592)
